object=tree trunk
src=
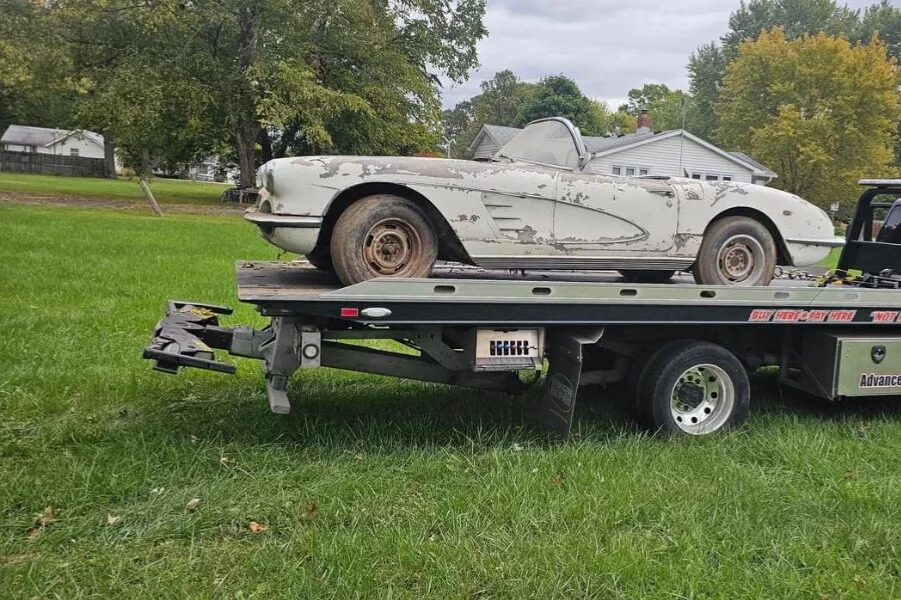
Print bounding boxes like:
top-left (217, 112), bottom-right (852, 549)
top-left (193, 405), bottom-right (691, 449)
top-left (103, 132), bottom-right (117, 179)
top-left (140, 147), bottom-right (153, 179)
top-left (236, 123), bottom-right (259, 188)
top-left (257, 128), bottom-right (273, 164)
top-left (232, 2), bottom-right (262, 189)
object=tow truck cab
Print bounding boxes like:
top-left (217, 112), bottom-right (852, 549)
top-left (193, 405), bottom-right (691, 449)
top-left (839, 180), bottom-right (901, 277)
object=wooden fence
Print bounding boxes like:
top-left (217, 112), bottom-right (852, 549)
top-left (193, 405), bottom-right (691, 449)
top-left (0, 150), bottom-right (107, 177)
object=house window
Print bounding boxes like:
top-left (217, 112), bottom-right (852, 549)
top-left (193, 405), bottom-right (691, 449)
top-left (691, 171), bottom-right (734, 182)
top-left (69, 148), bottom-right (79, 157)
top-left (613, 165), bottom-right (651, 177)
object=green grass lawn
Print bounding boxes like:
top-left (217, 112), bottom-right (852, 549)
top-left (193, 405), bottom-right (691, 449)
top-left (2, 204), bottom-right (901, 598)
top-left (0, 172), bottom-right (228, 204)
top-left (821, 247), bottom-right (843, 270)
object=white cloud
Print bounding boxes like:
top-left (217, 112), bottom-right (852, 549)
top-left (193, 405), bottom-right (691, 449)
top-left (441, 0), bottom-right (878, 108)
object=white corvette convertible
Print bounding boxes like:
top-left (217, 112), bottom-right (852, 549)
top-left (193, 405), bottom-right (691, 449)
top-left (246, 117), bottom-right (841, 286)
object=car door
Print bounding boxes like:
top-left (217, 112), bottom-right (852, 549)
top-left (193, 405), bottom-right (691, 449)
top-left (553, 169), bottom-right (678, 253)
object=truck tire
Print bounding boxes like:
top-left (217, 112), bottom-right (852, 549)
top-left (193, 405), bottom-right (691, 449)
top-left (619, 270), bottom-right (676, 283)
top-left (693, 217), bottom-right (776, 286)
top-left (331, 194), bottom-right (438, 286)
top-left (635, 340), bottom-right (750, 435)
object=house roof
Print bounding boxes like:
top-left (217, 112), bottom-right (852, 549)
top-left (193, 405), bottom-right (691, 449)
top-left (467, 124), bottom-right (522, 151)
top-left (728, 151), bottom-right (777, 178)
top-left (1, 125), bottom-right (105, 149)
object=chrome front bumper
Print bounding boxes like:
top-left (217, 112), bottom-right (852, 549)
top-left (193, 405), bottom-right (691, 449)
top-left (244, 212), bottom-right (323, 228)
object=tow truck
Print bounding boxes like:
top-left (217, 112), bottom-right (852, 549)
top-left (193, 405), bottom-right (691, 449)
top-left (143, 180), bottom-right (901, 438)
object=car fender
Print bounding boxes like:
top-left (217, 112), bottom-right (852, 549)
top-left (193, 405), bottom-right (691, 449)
top-left (674, 180), bottom-right (835, 266)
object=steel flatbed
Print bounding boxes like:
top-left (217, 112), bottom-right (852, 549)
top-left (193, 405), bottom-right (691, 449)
top-left (238, 261), bottom-right (901, 326)
top-left (143, 180), bottom-right (901, 438)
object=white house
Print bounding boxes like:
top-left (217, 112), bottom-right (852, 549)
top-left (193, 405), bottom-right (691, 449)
top-left (467, 112), bottom-right (776, 185)
top-left (1, 125), bottom-right (107, 159)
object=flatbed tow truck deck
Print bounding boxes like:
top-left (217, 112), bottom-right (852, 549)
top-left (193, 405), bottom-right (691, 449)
top-left (143, 180), bottom-right (901, 438)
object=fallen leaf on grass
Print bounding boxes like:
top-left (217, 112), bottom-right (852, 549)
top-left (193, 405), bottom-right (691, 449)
top-left (26, 506), bottom-right (59, 540)
top-left (106, 515), bottom-right (122, 526)
top-left (248, 521), bottom-right (268, 534)
top-left (186, 498), bottom-right (201, 511)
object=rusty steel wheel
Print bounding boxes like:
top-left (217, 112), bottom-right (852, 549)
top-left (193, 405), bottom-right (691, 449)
top-left (693, 216), bottom-right (776, 287)
top-left (331, 195), bottom-right (438, 286)
top-left (362, 217), bottom-right (425, 277)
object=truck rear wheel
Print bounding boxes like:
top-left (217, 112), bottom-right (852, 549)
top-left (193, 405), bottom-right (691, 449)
top-left (635, 340), bottom-right (750, 435)
top-left (693, 217), bottom-right (776, 286)
top-left (331, 195), bottom-right (438, 286)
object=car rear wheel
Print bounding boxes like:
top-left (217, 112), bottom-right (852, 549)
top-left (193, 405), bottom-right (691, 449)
top-left (331, 194), bottom-right (438, 286)
top-left (693, 216), bottom-right (776, 286)
top-left (619, 270), bottom-right (676, 283)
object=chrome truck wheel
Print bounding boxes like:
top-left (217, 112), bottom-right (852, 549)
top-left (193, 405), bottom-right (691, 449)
top-left (635, 340), bottom-right (750, 435)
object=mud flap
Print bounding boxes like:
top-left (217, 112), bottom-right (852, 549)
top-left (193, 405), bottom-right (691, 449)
top-left (540, 328), bottom-right (604, 440)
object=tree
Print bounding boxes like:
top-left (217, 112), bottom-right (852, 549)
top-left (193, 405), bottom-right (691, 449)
top-left (620, 83), bottom-right (691, 131)
top-left (722, 0), bottom-right (859, 53)
top-left (516, 75), bottom-right (607, 136)
top-left (717, 28), bottom-right (900, 207)
top-left (688, 0), bottom-right (901, 145)
top-left (858, 1), bottom-right (901, 60)
top-left (168, 0), bottom-right (488, 186)
top-left (441, 100), bottom-right (473, 157)
top-left (0, 1), bottom-right (75, 134)
top-left (687, 43), bottom-right (727, 140)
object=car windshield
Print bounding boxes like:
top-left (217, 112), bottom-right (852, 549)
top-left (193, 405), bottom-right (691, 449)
top-left (497, 120), bottom-right (580, 169)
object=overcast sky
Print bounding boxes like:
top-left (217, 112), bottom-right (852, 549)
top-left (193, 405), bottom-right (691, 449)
top-left (440, 0), bottom-right (878, 110)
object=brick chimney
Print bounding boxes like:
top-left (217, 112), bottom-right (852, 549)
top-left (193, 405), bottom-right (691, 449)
top-left (636, 109), bottom-right (652, 134)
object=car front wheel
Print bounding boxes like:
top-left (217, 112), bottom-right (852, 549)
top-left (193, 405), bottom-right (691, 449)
top-left (693, 216), bottom-right (776, 286)
top-left (330, 194), bottom-right (438, 286)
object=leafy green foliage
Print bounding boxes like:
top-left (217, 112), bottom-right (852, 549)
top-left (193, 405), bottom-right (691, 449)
top-left (0, 0), bottom-right (487, 185)
top-left (620, 84), bottom-right (691, 132)
top-left (442, 70), bottom-right (538, 158)
top-left (689, 0), bottom-right (901, 147)
top-left (717, 29), bottom-right (900, 206)
top-left (687, 43), bottom-right (727, 141)
top-left (516, 75), bottom-right (608, 136)
top-left (0, 1), bottom-right (76, 133)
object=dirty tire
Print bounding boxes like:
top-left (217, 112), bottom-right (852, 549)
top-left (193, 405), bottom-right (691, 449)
top-left (305, 251), bottom-right (332, 272)
top-left (619, 269), bottom-right (676, 283)
top-left (693, 216), bottom-right (776, 286)
top-left (635, 340), bottom-right (750, 435)
top-left (331, 194), bottom-right (438, 286)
